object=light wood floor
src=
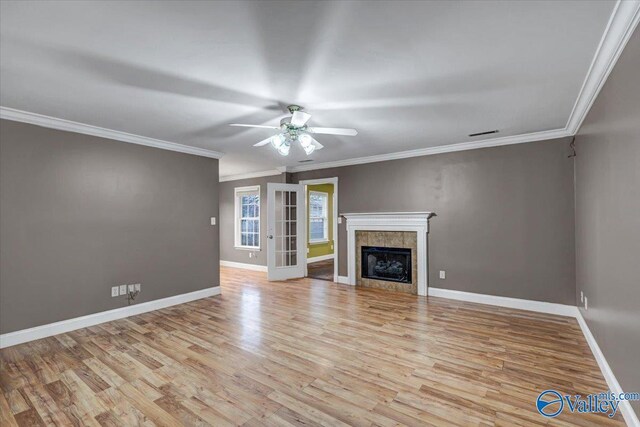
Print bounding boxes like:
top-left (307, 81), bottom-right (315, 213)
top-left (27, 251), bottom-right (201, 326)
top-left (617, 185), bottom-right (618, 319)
top-left (1, 267), bottom-right (623, 426)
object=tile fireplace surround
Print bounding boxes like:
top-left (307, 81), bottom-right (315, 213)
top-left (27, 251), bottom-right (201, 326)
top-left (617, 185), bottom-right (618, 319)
top-left (342, 212), bottom-right (434, 296)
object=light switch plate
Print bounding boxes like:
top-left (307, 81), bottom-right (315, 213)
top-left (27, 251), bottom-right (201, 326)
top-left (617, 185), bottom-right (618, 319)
top-left (580, 291), bottom-right (584, 303)
top-left (439, 270), bottom-right (446, 279)
top-left (128, 284), bottom-right (135, 293)
top-left (111, 286), bottom-right (119, 297)
top-left (338, 217), bottom-right (342, 224)
top-left (585, 297), bottom-right (588, 310)
top-left (210, 217), bottom-right (216, 225)
top-left (134, 283), bottom-right (141, 292)
top-left (119, 284), bottom-right (127, 295)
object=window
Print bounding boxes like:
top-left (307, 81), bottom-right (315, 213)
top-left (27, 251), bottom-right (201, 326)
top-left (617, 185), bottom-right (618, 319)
top-left (235, 186), bottom-right (260, 249)
top-left (309, 191), bottom-right (329, 243)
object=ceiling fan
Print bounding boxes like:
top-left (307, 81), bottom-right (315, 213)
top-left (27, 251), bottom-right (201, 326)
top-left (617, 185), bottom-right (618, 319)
top-left (230, 105), bottom-right (358, 156)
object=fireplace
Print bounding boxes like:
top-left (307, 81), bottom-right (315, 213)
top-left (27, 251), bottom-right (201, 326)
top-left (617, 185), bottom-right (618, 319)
top-left (361, 246), bottom-right (412, 284)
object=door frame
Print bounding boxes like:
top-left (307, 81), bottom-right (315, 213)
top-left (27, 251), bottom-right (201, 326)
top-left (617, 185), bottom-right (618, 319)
top-left (299, 177), bottom-right (339, 282)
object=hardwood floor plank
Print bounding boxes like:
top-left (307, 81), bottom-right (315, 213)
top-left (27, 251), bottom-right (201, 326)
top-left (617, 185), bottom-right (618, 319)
top-left (0, 266), bottom-right (625, 426)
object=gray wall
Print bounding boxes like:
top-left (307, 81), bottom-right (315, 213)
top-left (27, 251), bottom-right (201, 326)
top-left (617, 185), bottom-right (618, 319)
top-left (574, 29), bottom-right (639, 413)
top-left (0, 120), bottom-right (220, 334)
top-left (219, 174), bottom-right (288, 266)
top-left (292, 137), bottom-right (577, 305)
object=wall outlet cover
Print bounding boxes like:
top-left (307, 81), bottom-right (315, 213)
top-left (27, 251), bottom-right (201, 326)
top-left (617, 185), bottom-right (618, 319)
top-left (134, 283), bottom-right (141, 292)
top-left (111, 286), bottom-right (119, 297)
top-left (439, 270), bottom-right (446, 279)
top-left (128, 284), bottom-right (135, 293)
top-left (119, 285), bottom-right (127, 295)
top-left (211, 217), bottom-right (216, 225)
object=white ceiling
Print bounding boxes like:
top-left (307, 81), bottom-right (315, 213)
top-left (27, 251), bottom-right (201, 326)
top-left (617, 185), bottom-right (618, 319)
top-left (0, 1), bottom-right (616, 177)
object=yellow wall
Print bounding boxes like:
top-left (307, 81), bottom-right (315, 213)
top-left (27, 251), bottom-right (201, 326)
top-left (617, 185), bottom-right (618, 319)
top-left (307, 183), bottom-right (334, 259)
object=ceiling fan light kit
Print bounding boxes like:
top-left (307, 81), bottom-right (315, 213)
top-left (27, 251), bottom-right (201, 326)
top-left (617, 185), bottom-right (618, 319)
top-left (232, 105), bottom-right (357, 157)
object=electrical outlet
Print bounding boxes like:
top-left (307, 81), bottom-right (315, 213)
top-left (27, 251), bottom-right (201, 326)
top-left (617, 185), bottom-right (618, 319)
top-left (249, 252), bottom-right (253, 258)
top-left (119, 284), bottom-right (127, 295)
top-left (210, 217), bottom-right (216, 225)
top-left (439, 270), bottom-right (446, 279)
top-left (111, 286), bottom-right (119, 297)
top-left (128, 284), bottom-right (135, 293)
top-left (134, 283), bottom-right (141, 292)
top-left (584, 297), bottom-right (588, 310)
top-left (580, 291), bottom-right (584, 303)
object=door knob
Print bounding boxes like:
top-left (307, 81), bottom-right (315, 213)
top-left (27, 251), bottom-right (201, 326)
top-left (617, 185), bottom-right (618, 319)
top-left (267, 235), bottom-right (273, 239)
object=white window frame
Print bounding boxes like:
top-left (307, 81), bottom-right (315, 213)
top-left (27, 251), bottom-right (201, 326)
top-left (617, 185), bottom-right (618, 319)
top-left (309, 190), bottom-right (329, 244)
top-left (234, 185), bottom-right (261, 250)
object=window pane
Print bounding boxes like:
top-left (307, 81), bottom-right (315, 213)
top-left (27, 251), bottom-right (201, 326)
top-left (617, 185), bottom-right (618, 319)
top-left (310, 219), bottom-right (325, 240)
top-left (236, 189), bottom-right (260, 247)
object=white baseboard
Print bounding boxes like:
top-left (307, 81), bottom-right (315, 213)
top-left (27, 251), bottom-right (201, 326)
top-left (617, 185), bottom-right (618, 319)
top-left (576, 310), bottom-right (639, 427)
top-left (337, 275), bottom-right (351, 285)
top-left (0, 287), bottom-right (221, 349)
top-left (220, 260), bottom-right (267, 272)
top-left (307, 254), bottom-right (334, 263)
top-left (427, 287), bottom-right (579, 317)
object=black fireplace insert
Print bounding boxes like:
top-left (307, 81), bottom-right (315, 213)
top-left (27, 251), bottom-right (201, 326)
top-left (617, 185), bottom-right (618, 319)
top-left (361, 246), bottom-right (412, 284)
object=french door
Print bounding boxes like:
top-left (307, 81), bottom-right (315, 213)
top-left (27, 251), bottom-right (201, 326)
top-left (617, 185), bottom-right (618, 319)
top-left (266, 183), bottom-right (306, 281)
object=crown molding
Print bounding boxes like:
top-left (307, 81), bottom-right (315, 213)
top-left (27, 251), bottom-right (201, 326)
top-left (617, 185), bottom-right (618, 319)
top-left (219, 169), bottom-right (282, 182)
top-left (287, 128), bottom-right (572, 173)
top-left (0, 106), bottom-right (224, 159)
top-left (565, 0), bottom-right (640, 134)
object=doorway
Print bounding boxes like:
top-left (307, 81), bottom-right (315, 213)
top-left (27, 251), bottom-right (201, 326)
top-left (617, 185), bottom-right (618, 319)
top-left (300, 177), bottom-right (338, 282)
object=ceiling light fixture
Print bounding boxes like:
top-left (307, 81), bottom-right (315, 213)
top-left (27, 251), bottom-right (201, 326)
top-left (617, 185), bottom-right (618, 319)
top-left (237, 105), bottom-right (357, 156)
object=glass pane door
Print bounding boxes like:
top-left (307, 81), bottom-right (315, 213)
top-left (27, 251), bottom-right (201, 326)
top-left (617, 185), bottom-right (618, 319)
top-left (267, 184), bottom-right (305, 281)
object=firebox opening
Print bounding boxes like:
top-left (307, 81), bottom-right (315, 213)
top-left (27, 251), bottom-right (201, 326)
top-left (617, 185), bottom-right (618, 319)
top-left (361, 246), bottom-right (412, 284)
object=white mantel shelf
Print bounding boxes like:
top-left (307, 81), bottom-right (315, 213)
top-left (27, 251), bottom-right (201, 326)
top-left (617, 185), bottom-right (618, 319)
top-left (342, 211), bottom-right (434, 296)
top-left (341, 212), bottom-right (435, 218)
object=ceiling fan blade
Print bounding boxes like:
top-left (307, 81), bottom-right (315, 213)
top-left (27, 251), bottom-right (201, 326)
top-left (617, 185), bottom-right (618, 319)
top-left (230, 123), bottom-right (280, 130)
top-left (253, 137), bottom-right (273, 147)
top-left (290, 111), bottom-right (312, 127)
top-left (307, 127), bottom-right (358, 136)
top-left (311, 137), bottom-right (324, 150)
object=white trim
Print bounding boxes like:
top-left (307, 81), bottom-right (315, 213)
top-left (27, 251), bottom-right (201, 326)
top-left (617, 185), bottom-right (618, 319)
top-left (300, 177), bottom-right (339, 283)
top-left (307, 254), bottom-right (334, 263)
top-left (427, 288), bottom-right (579, 317)
top-left (234, 185), bottom-right (261, 250)
top-left (288, 129), bottom-right (571, 173)
top-left (343, 212), bottom-right (433, 296)
top-left (565, 1), bottom-right (640, 134)
top-left (0, 106), bottom-right (223, 159)
top-left (0, 287), bottom-right (220, 349)
top-left (337, 275), bottom-right (351, 285)
top-left (220, 260), bottom-right (268, 272)
top-left (576, 310), bottom-right (640, 427)
top-left (220, 169), bottom-right (282, 182)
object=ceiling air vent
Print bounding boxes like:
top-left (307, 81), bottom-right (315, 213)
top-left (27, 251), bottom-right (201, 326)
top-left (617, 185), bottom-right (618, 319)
top-left (298, 159), bottom-right (314, 163)
top-left (469, 129), bottom-right (499, 137)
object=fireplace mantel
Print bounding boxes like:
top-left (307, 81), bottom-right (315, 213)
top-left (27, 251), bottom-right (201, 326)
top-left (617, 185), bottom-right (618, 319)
top-left (342, 212), bottom-right (434, 296)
